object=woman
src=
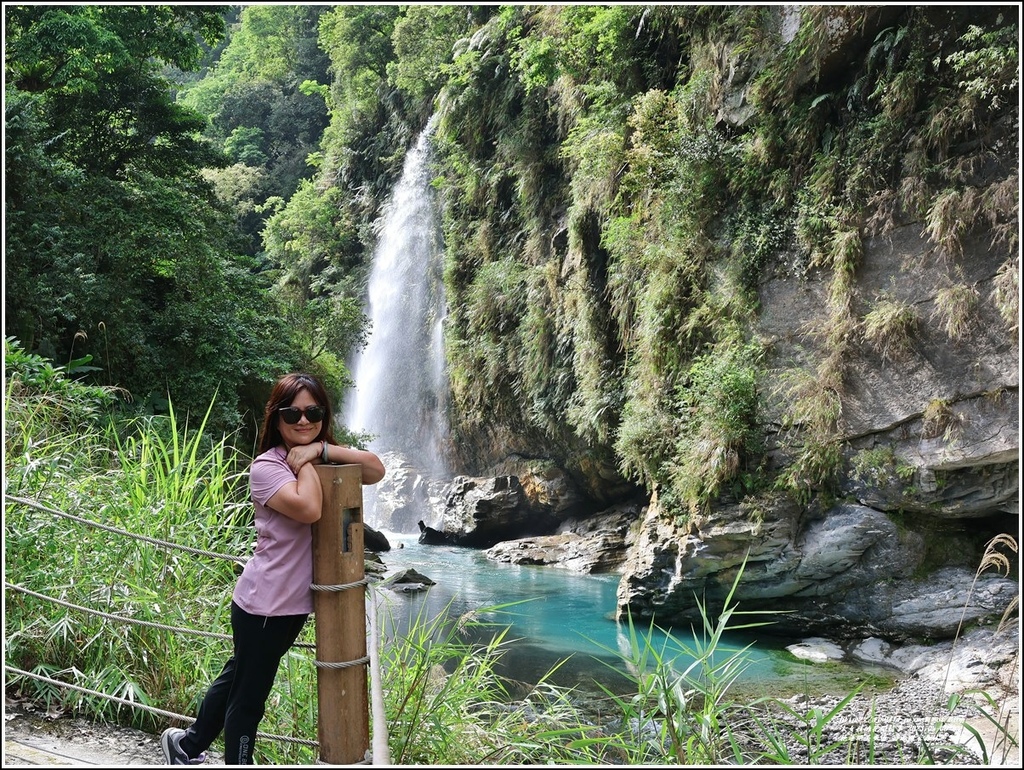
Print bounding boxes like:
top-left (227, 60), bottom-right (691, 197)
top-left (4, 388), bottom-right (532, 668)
top-left (161, 373), bottom-right (385, 765)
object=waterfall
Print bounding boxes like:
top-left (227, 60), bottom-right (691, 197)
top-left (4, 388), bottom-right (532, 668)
top-left (345, 120), bottom-right (449, 523)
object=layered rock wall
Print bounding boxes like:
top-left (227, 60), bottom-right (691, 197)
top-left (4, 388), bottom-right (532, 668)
top-left (613, 9), bottom-right (1019, 641)
top-left (393, 5), bottom-right (1018, 647)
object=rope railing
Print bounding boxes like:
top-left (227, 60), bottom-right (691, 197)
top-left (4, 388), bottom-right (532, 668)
top-left (7, 582), bottom-right (226, 644)
top-left (308, 580), bottom-right (373, 670)
top-left (3, 665), bottom-right (317, 750)
top-left (5, 494), bottom-right (248, 564)
top-left (3, 491), bottom-right (384, 763)
top-left (4, 581), bottom-right (316, 650)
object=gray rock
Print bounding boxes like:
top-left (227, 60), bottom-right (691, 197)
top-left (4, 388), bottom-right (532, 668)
top-left (380, 567), bottom-right (436, 592)
top-left (363, 524), bottom-right (391, 553)
top-left (484, 503), bottom-right (642, 573)
top-left (786, 637), bottom-right (846, 663)
top-left (439, 475), bottom-right (555, 547)
top-left (617, 493), bottom-right (1017, 641)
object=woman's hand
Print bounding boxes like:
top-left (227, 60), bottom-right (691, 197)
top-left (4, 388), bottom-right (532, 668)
top-left (286, 441), bottom-right (322, 475)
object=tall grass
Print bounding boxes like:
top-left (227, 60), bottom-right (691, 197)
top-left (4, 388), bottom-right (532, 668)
top-left (106, 397), bottom-right (252, 554)
top-left (372, 595), bottom-right (582, 764)
top-left (942, 533), bottom-right (1020, 766)
top-left (574, 560), bottom-right (767, 764)
top-left (5, 347), bottom-right (251, 736)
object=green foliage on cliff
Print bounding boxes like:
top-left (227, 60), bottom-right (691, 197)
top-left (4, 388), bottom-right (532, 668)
top-left (420, 5), bottom-right (1015, 516)
top-left (6, 5), bottom-right (1017, 511)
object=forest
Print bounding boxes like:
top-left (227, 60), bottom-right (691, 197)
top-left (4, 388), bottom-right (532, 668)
top-left (5, 3), bottom-right (1019, 520)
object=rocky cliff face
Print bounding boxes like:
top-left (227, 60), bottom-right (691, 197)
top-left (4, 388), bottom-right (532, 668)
top-left (373, 6), bottom-right (1018, 647)
top-left (614, 8), bottom-right (1019, 642)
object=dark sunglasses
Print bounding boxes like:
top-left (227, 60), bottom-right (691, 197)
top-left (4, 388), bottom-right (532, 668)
top-left (278, 405), bottom-right (325, 424)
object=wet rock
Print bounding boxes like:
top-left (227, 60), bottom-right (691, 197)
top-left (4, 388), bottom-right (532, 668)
top-left (485, 503), bottom-right (642, 573)
top-left (379, 567), bottom-right (435, 593)
top-left (363, 524), bottom-right (391, 552)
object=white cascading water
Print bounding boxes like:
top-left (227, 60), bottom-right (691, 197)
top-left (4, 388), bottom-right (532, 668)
top-left (344, 120), bottom-right (449, 520)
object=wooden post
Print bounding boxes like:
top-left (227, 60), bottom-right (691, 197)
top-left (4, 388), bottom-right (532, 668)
top-left (312, 464), bottom-right (369, 764)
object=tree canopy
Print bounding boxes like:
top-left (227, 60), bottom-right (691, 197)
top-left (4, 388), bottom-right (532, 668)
top-left (4, 5), bottom-right (330, 434)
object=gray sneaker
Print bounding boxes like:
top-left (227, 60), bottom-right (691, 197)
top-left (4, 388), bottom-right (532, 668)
top-left (161, 727), bottom-right (207, 765)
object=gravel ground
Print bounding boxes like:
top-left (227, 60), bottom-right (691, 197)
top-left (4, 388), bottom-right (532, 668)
top-left (4, 701), bottom-right (165, 765)
top-left (739, 674), bottom-right (1020, 766)
top-left (4, 671), bottom-right (1018, 766)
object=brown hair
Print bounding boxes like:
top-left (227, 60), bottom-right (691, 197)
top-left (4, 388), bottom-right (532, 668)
top-left (258, 373), bottom-right (337, 453)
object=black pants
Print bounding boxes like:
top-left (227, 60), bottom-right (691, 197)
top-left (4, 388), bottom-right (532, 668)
top-left (180, 601), bottom-right (308, 765)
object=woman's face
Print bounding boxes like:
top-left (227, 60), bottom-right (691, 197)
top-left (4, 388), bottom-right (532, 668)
top-left (278, 387), bottom-right (323, 449)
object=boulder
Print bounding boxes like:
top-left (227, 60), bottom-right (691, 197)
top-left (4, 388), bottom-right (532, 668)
top-left (616, 492), bottom-right (1018, 641)
top-left (439, 475), bottom-right (556, 547)
top-left (380, 567), bottom-right (436, 593)
top-left (485, 503), bottom-right (642, 573)
top-left (363, 524), bottom-right (391, 553)
top-left (417, 519), bottom-right (453, 546)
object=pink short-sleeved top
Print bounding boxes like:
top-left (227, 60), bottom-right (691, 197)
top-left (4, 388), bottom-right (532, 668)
top-left (232, 446), bottom-right (314, 616)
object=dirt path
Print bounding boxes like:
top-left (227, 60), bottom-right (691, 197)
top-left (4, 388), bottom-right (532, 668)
top-left (4, 705), bottom-right (162, 765)
top-left (5, 682), bottom-right (1017, 767)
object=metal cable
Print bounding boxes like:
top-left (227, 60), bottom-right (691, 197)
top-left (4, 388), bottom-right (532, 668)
top-left (4, 665), bottom-right (318, 749)
top-left (310, 577), bottom-right (369, 592)
top-left (314, 655), bottom-right (371, 670)
top-left (4, 494), bottom-right (247, 564)
top-left (4, 492), bottom-right (385, 761)
top-left (3, 582), bottom-right (316, 651)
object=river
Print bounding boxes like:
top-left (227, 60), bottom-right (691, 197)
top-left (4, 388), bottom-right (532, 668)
top-left (367, 531), bottom-right (887, 701)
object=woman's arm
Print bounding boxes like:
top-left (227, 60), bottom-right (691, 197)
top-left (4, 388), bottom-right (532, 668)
top-left (324, 444), bottom-right (386, 485)
top-left (285, 441), bottom-right (386, 485)
top-left (265, 461), bottom-right (323, 524)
